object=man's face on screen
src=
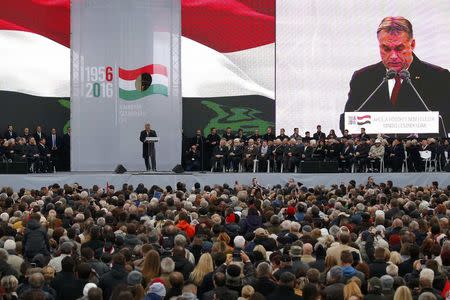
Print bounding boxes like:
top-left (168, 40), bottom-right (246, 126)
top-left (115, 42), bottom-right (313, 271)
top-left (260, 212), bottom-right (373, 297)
top-left (378, 31), bottom-right (415, 72)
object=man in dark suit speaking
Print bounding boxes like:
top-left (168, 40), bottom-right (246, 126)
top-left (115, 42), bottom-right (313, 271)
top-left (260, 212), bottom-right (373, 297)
top-left (139, 123), bottom-right (157, 171)
top-left (341, 17), bottom-right (450, 135)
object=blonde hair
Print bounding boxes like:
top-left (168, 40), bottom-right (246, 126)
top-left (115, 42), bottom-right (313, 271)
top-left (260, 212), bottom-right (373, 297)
top-left (253, 245), bottom-right (267, 261)
top-left (189, 253), bottom-right (214, 286)
top-left (241, 285), bottom-right (255, 299)
top-left (389, 251), bottom-right (402, 265)
top-left (393, 286), bottom-right (412, 300)
top-left (343, 281), bottom-right (363, 300)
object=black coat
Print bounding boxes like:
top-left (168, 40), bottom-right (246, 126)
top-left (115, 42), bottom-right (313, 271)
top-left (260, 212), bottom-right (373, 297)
top-left (50, 271), bottom-right (84, 300)
top-left (266, 286), bottom-right (303, 300)
top-left (172, 255), bottom-right (194, 280)
top-left (368, 260), bottom-right (388, 278)
top-left (202, 287), bottom-right (239, 300)
top-left (341, 54), bottom-right (450, 135)
top-left (140, 129), bottom-right (157, 158)
top-left (23, 219), bottom-right (50, 259)
top-left (322, 282), bottom-right (345, 300)
top-left (252, 276), bottom-right (277, 296)
top-left (98, 265), bottom-right (128, 300)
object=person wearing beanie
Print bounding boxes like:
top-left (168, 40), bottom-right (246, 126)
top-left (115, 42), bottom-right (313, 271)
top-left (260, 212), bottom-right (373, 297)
top-left (127, 270), bottom-right (143, 286)
top-left (365, 277), bottom-right (387, 300)
top-left (380, 275), bottom-right (395, 300)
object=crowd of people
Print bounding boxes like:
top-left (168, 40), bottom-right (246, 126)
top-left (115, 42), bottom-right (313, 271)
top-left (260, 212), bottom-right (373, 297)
top-left (0, 125), bottom-right (70, 173)
top-left (0, 178), bottom-right (449, 300)
top-left (184, 126), bottom-right (449, 173)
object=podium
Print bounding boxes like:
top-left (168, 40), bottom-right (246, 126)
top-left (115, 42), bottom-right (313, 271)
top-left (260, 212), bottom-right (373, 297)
top-left (146, 137), bottom-right (159, 171)
top-left (344, 111), bottom-right (439, 134)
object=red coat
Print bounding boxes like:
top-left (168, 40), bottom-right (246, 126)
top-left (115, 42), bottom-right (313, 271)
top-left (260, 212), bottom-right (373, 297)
top-left (176, 220), bottom-right (195, 238)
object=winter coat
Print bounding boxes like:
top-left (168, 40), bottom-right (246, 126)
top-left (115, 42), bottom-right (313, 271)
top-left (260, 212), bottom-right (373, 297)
top-left (23, 219), bottom-right (50, 259)
top-left (266, 286), bottom-right (303, 300)
top-left (98, 265), bottom-right (128, 300)
top-left (177, 220), bottom-right (195, 238)
top-left (50, 271), bottom-right (85, 300)
top-left (239, 215), bottom-right (262, 235)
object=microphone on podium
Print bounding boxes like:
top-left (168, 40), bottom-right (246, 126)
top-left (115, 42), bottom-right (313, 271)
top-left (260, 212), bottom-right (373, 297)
top-left (399, 69), bottom-right (448, 137)
top-left (355, 69), bottom-right (397, 112)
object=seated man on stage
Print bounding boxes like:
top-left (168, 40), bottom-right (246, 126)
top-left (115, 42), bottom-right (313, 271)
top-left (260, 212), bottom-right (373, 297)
top-left (241, 139), bottom-right (258, 172)
top-left (271, 139), bottom-right (284, 172)
top-left (257, 140), bottom-right (272, 172)
top-left (354, 138), bottom-right (370, 171)
top-left (283, 138), bottom-right (301, 172)
top-left (368, 139), bottom-right (385, 171)
top-left (184, 144), bottom-right (201, 171)
top-left (13, 138), bottom-right (28, 163)
top-left (211, 138), bottom-right (228, 172)
top-left (339, 140), bottom-right (355, 172)
top-left (388, 138), bottom-right (406, 172)
top-left (38, 138), bottom-right (53, 172)
top-left (227, 138), bottom-right (243, 172)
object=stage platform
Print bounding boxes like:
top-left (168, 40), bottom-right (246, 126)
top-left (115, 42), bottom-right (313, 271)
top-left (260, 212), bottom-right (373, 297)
top-left (0, 171), bottom-right (448, 190)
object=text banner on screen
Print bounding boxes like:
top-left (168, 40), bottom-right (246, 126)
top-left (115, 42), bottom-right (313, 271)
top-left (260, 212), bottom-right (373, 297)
top-left (345, 112), bottom-right (439, 134)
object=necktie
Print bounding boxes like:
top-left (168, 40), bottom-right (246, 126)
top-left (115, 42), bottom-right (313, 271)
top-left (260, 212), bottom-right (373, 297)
top-left (391, 76), bottom-right (401, 106)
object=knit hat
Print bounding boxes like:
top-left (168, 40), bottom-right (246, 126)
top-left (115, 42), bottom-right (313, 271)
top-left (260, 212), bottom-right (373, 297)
top-left (148, 282), bottom-right (166, 297)
top-left (3, 240), bottom-right (16, 251)
top-left (83, 283), bottom-right (97, 296)
top-left (0, 212), bottom-right (9, 222)
top-left (369, 277), bottom-right (382, 290)
top-left (289, 245), bottom-right (302, 258)
top-left (127, 270), bottom-right (143, 286)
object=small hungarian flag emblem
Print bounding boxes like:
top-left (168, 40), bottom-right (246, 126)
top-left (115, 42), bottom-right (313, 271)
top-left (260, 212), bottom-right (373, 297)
top-left (118, 64), bottom-right (168, 100)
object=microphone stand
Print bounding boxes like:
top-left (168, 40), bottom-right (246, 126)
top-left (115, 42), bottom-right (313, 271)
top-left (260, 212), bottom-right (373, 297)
top-left (403, 72), bottom-right (448, 138)
top-left (355, 70), bottom-right (396, 112)
top-left (355, 77), bottom-right (389, 112)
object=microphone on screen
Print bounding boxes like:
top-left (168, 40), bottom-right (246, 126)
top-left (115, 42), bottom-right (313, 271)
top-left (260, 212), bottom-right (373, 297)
top-left (355, 69), bottom-right (397, 112)
top-left (400, 68), bottom-right (448, 137)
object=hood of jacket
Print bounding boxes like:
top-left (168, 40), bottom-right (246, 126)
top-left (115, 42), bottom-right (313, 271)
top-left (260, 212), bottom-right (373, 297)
top-left (27, 219), bottom-right (41, 230)
top-left (342, 265), bottom-right (357, 278)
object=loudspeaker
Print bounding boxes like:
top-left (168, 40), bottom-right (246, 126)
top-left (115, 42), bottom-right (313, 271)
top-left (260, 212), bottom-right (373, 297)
top-left (300, 161), bottom-right (339, 173)
top-left (172, 164), bottom-right (184, 173)
top-left (8, 162), bottom-right (28, 174)
top-left (443, 163), bottom-right (450, 172)
top-left (114, 164), bottom-right (127, 174)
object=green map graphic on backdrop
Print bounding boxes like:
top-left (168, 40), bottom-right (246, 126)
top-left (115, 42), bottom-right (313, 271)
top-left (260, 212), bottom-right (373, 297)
top-left (201, 100), bottom-right (273, 135)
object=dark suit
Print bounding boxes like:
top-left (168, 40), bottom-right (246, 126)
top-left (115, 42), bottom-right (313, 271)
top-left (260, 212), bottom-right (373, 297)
top-left (341, 54), bottom-right (450, 135)
top-left (38, 142), bottom-right (52, 172)
top-left (3, 130), bottom-right (17, 140)
top-left (139, 129), bottom-right (157, 171)
top-left (61, 133), bottom-right (71, 171)
top-left (47, 134), bottom-right (62, 170)
top-left (33, 131), bottom-right (46, 142)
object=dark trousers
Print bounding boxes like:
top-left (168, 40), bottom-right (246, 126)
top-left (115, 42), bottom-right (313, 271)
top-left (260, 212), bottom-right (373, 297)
top-left (144, 150), bottom-right (156, 171)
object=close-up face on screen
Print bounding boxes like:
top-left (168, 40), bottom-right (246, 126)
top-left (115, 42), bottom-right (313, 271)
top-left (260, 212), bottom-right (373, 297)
top-left (276, 0), bottom-right (450, 135)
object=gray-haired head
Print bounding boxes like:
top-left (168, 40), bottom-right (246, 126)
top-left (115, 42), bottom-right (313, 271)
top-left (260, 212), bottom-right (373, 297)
top-left (174, 234), bottom-right (187, 247)
top-left (377, 17), bottom-right (413, 40)
top-left (256, 262), bottom-right (272, 278)
top-left (161, 257), bottom-right (175, 274)
top-left (327, 266), bottom-right (343, 283)
top-left (380, 275), bottom-right (394, 291)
